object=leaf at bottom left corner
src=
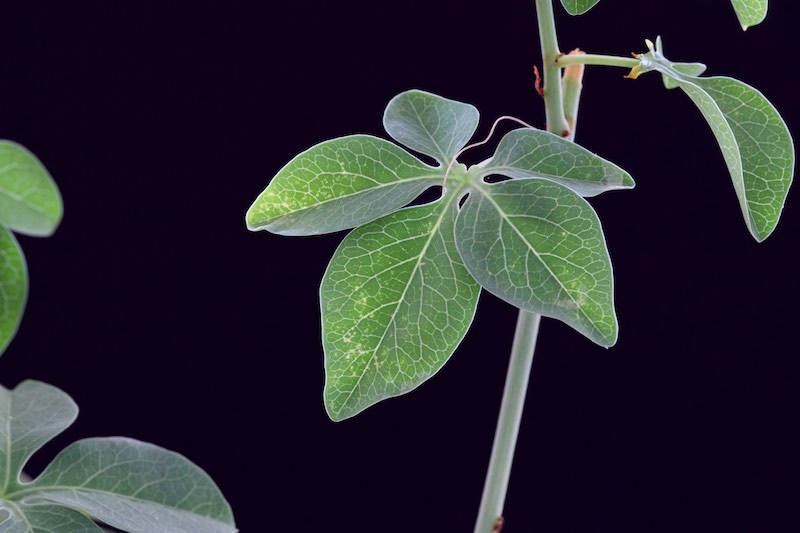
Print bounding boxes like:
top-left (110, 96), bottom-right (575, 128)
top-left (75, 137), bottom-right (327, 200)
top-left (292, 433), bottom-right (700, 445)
top-left (0, 502), bottom-right (103, 533)
top-left (26, 437), bottom-right (236, 533)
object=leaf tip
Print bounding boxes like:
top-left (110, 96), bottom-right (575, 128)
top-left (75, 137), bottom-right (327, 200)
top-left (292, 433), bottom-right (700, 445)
top-left (595, 327), bottom-right (618, 349)
top-left (324, 401), bottom-right (350, 423)
top-left (244, 207), bottom-right (260, 232)
top-left (750, 226), bottom-right (771, 243)
top-left (622, 173), bottom-right (636, 189)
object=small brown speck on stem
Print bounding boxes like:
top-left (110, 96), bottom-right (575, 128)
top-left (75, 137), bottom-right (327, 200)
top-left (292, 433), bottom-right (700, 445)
top-left (492, 516), bottom-right (505, 532)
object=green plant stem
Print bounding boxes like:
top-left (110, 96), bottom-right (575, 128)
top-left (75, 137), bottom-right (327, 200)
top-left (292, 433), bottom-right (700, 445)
top-left (473, 311), bottom-right (542, 533)
top-left (556, 53), bottom-right (640, 69)
top-left (534, 0), bottom-right (570, 137)
top-left (474, 4), bottom-right (587, 531)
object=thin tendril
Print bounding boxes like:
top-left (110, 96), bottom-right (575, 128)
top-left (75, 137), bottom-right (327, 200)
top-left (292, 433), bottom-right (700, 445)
top-left (442, 116), bottom-right (536, 194)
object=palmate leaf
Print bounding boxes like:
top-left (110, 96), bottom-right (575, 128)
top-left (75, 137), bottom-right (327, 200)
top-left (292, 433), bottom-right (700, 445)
top-left (0, 381), bottom-right (236, 533)
top-left (251, 89), bottom-right (632, 419)
top-left (321, 193), bottom-right (480, 420)
top-left (246, 135), bottom-right (441, 235)
top-left (730, 0), bottom-right (768, 30)
top-left (559, 0), bottom-right (601, 16)
top-left (0, 227), bottom-right (27, 355)
top-left (481, 128), bottom-right (634, 197)
top-left (456, 178), bottom-right (617, 347)
top-left (0, 142), bottom-right (62, 238)
top-left (383, 90), bottom-right (479, 165)
top-left (634, 39), bottom-right (794, 241)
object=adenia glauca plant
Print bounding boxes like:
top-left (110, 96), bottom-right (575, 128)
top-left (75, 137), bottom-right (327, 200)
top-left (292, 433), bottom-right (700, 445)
top-left (0, 143), bottom-right (236, 532)
top-left (247, 0), bottom-right (792, 531)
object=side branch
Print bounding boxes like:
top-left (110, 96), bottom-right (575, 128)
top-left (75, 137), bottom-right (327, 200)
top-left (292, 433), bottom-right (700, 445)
top-left (556, 53), bottom-right (640, 69)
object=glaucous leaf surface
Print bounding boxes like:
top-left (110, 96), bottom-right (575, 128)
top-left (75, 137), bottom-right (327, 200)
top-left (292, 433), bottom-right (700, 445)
top-left (481, 128), bottom-right (634, 196)
top-left (321, 195), bottom-right (480, 420)
top-left (0, 381), bottom-right (236, 533)
top-left (246, 135), bottom-right (440, 235)
top-left (456, 179), bottom-right (617, 347)
top-left (383, 90), bottom-right (479, 165)
top-left (661, 63), bottom-right (707, 90)
top-left (560, 0), bottom-right (601, 15)
top-left (0, 142), bottom-right (62, 237)
top-left (0, 503), bottom-right (104, 533)
top-left (0, 227), bottom-right (27, 355)
top-left (0, 381), bottom-right (77, 492)
top-left (30, 438), bottom-right (236, 533)
top-left (635, 41), bottom-right (794, 241)
top-left (730, 0), bottom-right (767, 30)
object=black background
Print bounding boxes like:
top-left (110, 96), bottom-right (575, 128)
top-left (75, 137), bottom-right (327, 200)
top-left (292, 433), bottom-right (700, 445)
top-left (1, 1), bottom-right (799, 531)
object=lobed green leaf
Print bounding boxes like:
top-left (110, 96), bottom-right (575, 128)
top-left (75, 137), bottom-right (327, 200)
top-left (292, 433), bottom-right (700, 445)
top-left (0, 228), bottom-right (27, 356)
top-left (321, 195), bottom-right (480, 420)
top-left (481, 128), bottom-right (634, 196)
top-left (456, 179), bottom-right (617, 347)
top-left (0, 142), bottom-right (62, 237)
top-left (730, 0), bottom-right (768, 30)
top-left (638, 43), bottom-right (794, 241)
top-left (559, 0), bottom-right (601, 15)
top-left (383, 90), bottom-right (479, 165)
top-left (246, 135), bottom-right (440, 235)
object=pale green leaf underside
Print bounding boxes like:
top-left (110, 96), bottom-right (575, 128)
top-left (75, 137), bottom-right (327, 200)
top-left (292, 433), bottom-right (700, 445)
top-left (456, 179), bottom-right (617, 347)
top-left (660, 69), bottom-right (793, 241)
top-left (0, 142), bottom-right (62, 237)
top-left (0, 227), bottom-right (27, 356)
top-left (730, 0), bottom-right (767, 29)
top-left (29, 438), bottom-right (236, 533)
top-left (0, 503), bottom-right (103, 533)
top-left (246, 135), bottom-right (440, 236)
top-left (0, 381), bottom-right (77, 494)
top-left (662, 63), bottom-right (706, 90)
top-left (321, 197), bottom-right (480, 420)
top-left (0, 382), bottom-right (236, 533)
top-left (560, 0), bottom-right (601, 15)
top-left (483, 128), bottom-right (634, 197)
top-left (383, 90), bottom-right (479, 165)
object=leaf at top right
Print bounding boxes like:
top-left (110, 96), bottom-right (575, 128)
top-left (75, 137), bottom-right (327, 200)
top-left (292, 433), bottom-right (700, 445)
top-left (730, 0), bottom-right (767, 30)
top-left (633, 40), bottom-right (794, 242)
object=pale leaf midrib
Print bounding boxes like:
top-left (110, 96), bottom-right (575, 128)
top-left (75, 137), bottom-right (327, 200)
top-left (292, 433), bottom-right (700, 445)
top-left (255, 174), bottom-right (442, 228)
top-left (0, 188), bottom-right (54, 221)
top-left (474, 183), bottom-right (607, 341)
top-left (334, 195), bottom-right (458, 417)
top-left (410, 99), bottom-right (448, 163)
top-left (7, 486), bottom-right (231, 526)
